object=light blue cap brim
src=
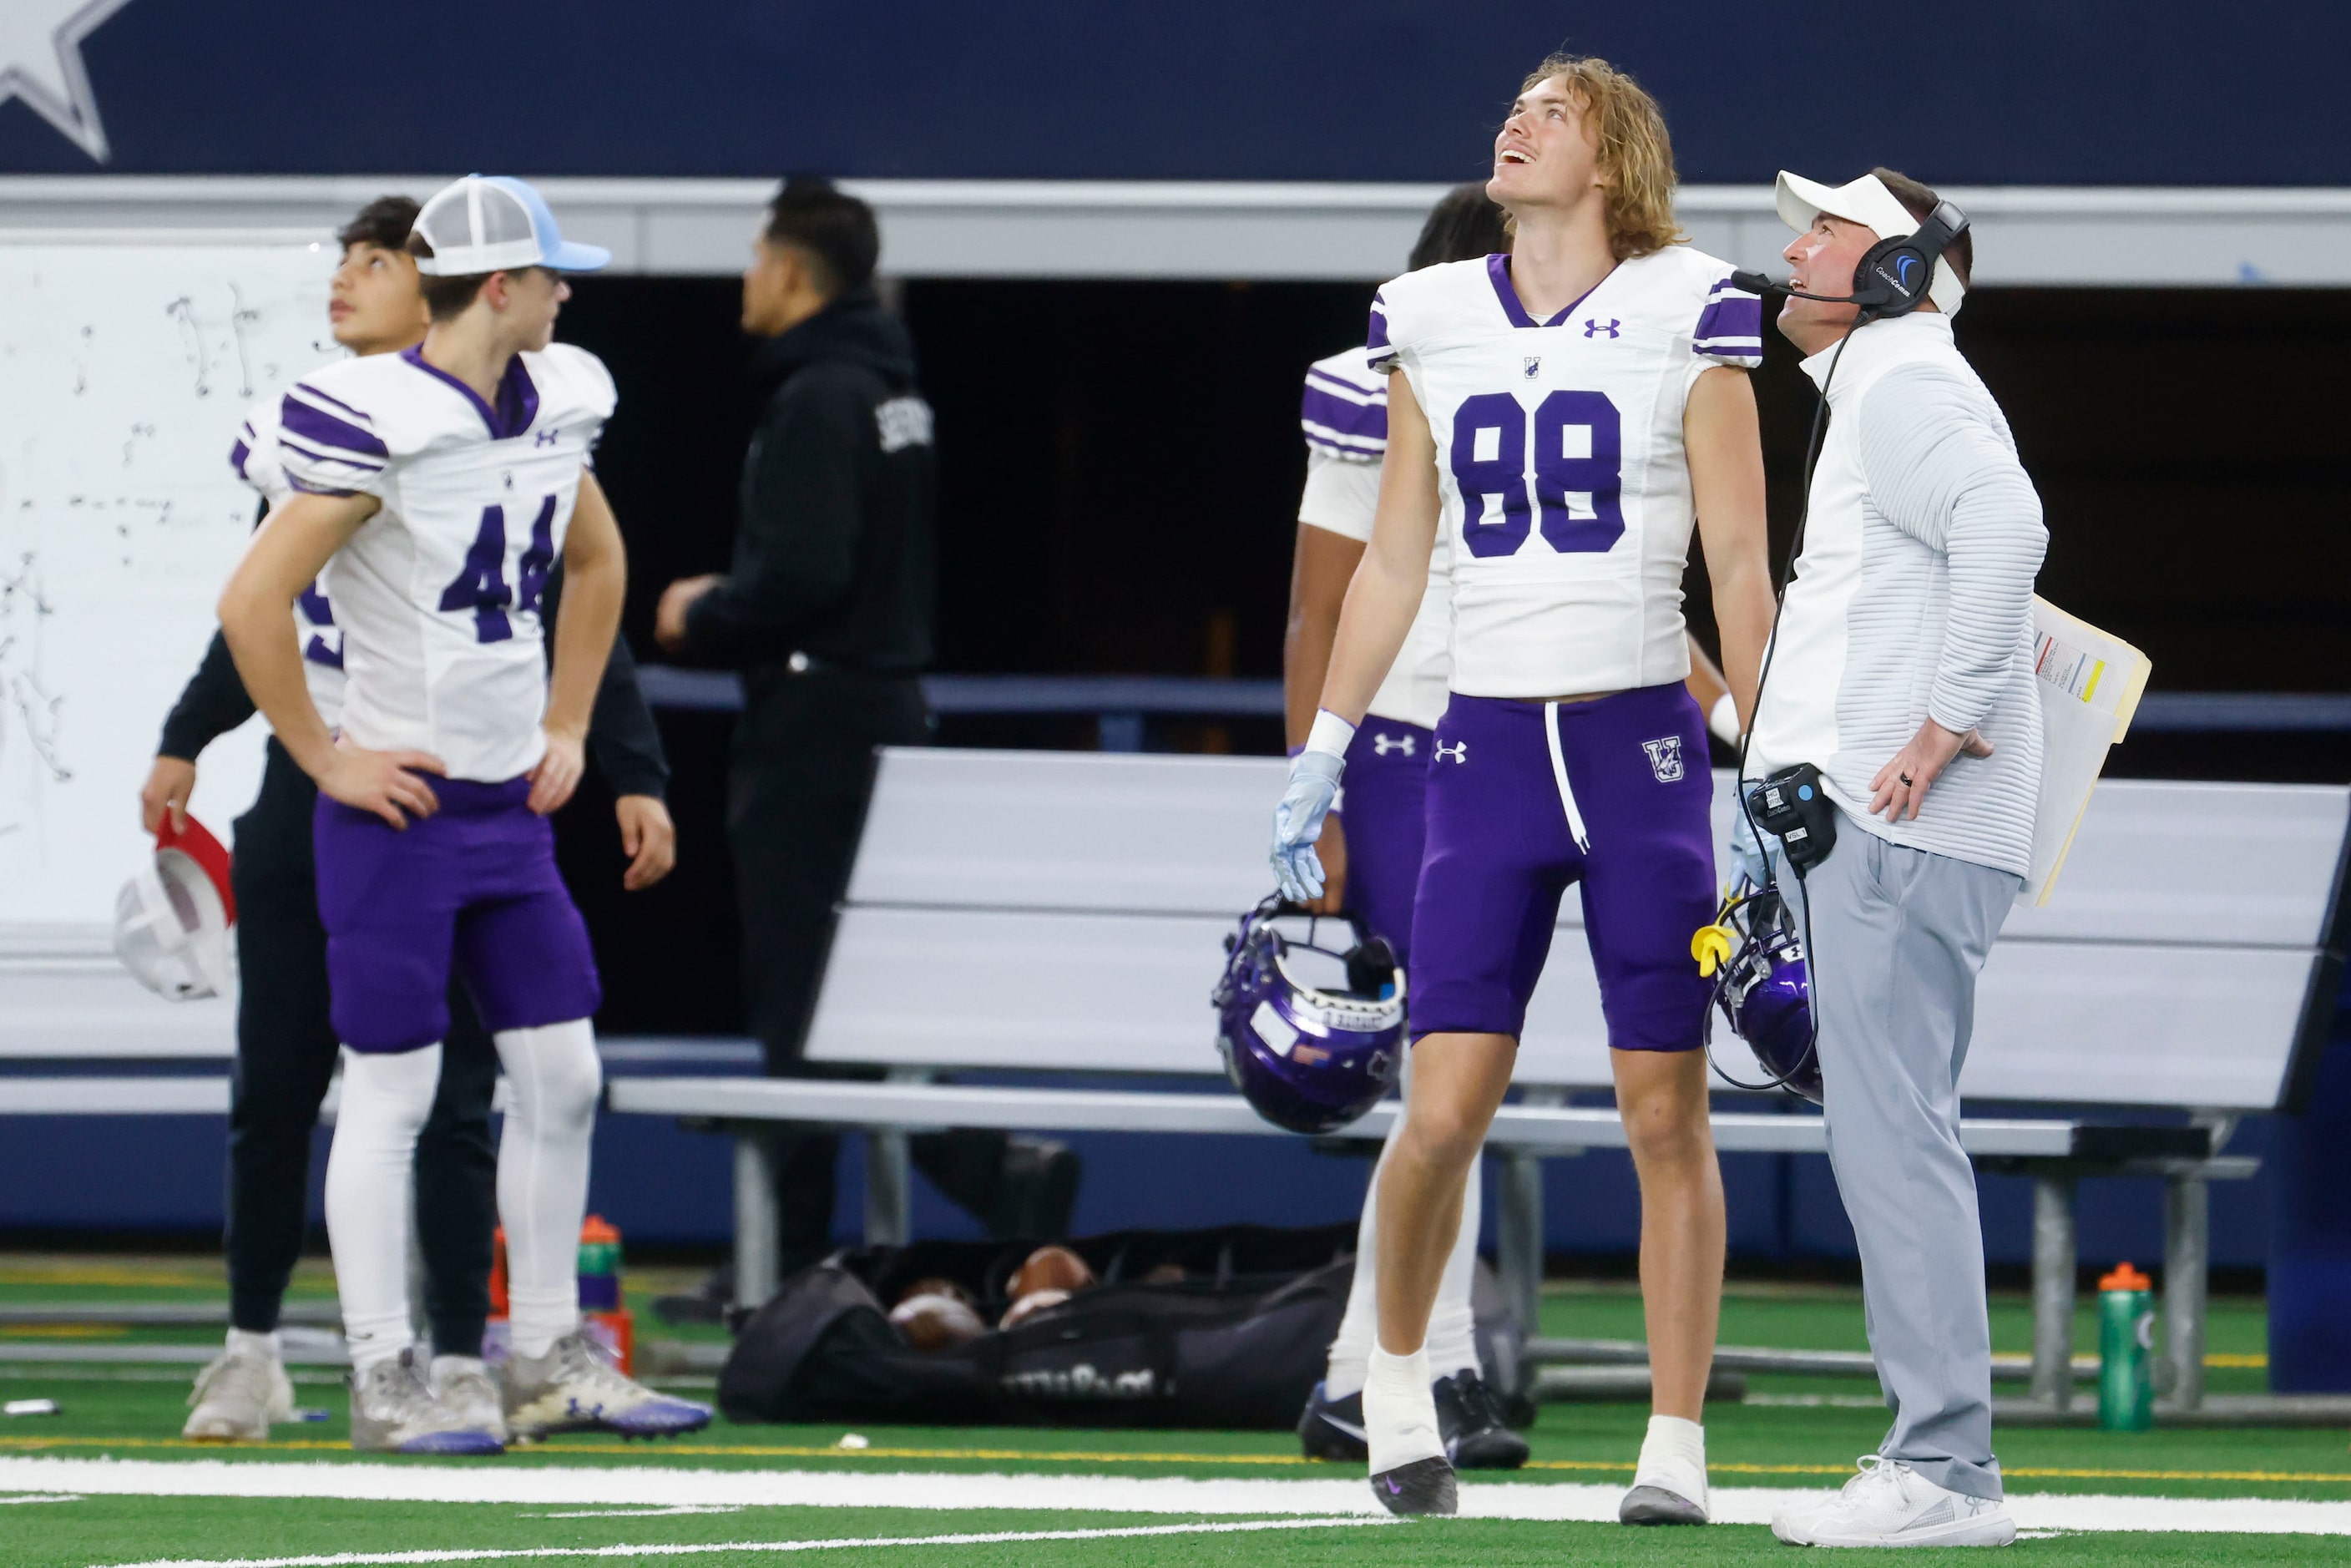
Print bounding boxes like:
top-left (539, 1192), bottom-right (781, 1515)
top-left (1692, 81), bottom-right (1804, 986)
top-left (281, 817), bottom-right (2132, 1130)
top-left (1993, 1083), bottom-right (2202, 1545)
top-left (544, 240), bottom-right (611, 273)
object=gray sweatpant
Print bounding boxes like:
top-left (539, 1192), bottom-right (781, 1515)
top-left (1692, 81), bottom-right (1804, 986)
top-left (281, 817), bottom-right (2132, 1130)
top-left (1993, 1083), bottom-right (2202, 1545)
top-left (1784, 808), bottom-right (2020, 1500)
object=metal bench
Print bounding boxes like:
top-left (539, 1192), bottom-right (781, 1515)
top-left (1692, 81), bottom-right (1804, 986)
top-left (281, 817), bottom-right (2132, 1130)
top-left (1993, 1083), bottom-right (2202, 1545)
top-left (606, 747), bottom-right (2349, 1416)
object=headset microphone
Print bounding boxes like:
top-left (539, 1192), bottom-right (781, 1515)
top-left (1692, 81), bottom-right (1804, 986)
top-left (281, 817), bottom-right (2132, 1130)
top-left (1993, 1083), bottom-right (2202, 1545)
top-left (1728, 197), bottom-right (1969, 324)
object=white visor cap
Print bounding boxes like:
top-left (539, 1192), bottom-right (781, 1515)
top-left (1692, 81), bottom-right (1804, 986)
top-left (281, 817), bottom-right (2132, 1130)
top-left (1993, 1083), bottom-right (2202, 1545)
top-left (412, 175), bottom-right (611, 276)
top-left (114, 851), bottom-right (234, 1001)
top-left (1774, 170), bottom-right (1966, 316)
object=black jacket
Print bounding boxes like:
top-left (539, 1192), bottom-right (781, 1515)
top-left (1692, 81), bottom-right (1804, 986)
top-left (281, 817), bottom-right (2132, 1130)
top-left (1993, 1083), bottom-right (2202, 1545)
top-left (159, 561), bottom-right (670, 799)
top-left (680, 290), bottom-right (936, 675)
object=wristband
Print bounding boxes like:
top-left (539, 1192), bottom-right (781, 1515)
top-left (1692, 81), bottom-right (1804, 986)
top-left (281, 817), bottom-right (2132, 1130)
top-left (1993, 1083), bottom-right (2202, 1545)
top-left (1708, 693), bottom-right (1741, 745)
top-left (1303, 708), bottom-right (1357, 761)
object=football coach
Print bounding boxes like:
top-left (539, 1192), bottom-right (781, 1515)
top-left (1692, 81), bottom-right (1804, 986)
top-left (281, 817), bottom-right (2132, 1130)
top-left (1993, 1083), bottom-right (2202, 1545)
top-left (1737, 168), bottom-right (2045, 1549)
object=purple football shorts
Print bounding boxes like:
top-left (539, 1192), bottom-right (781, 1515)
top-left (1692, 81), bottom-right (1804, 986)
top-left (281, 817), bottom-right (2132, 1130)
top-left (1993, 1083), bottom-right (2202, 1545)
top-left (312, 776), bottom-right (601, 1054)
top-left (1335, 717), bottom-right (1433, 963)
top-left (1408, 684), bottom-right (1714, 1051)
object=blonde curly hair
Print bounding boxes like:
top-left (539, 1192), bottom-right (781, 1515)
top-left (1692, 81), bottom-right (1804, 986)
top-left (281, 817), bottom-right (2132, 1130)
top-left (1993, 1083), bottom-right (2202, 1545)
top-left (1508, 53), bottom-right (1684, 260)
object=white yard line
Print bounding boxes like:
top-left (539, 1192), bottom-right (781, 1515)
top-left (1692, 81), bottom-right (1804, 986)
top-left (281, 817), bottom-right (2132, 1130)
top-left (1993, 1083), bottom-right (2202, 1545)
top-left (90, 1515), bottom-right (1392, 1568)
top-left (3, 1457), bottom-right (2347, 1539)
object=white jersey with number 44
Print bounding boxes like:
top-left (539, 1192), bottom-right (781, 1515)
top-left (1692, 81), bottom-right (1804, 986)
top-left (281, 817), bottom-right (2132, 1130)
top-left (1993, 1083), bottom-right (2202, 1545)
top-left (1368, 247), bottom-right (1761, 699)
top-left (272, 343), bottom-right (617, 782)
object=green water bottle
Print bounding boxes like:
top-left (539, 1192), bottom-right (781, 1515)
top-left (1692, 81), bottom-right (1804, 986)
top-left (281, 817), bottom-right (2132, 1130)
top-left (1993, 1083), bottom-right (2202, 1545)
top-left (2096, 1262), bottom-right (2154, 1431)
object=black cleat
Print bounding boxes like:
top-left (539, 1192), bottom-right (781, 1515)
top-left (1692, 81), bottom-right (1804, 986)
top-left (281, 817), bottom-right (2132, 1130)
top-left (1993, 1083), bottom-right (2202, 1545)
top-left (1619, 1484), bottom-right (1708, 1525)
top-left (1371, 1454), bottom-right (1458, 1516)
top-left (1297, 1381), bottom-right (1369, 1461)
top-left (1433, 1370), bottom-right (1530, 1470)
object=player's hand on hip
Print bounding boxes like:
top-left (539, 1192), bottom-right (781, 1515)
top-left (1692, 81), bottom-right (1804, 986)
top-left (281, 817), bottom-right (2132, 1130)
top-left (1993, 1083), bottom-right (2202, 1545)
top-left (1270, 751), bottom-right (1345, 903)
top-left (1869, 718), bottom-right (1994, 823)
top-left (140, 756), bottom-right (197, 836)
top-left (614, 794), bottom-right (676, 890)
top-left (655, 574), bottom-right (722, 653)
top-left (320, 743), bottom-right (445, 830)
top-left (527, 728), bottom-right (587, 816)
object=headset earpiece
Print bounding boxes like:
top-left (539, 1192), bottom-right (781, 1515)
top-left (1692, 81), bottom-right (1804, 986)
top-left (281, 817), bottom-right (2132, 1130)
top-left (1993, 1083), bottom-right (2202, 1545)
top-left (1848, 197), bottom-right (1969, 322)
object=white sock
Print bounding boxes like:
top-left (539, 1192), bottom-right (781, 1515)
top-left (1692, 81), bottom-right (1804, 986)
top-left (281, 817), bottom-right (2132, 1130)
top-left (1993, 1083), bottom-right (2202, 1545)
top-left (1426, 1151), bottom-right (1484, 1380)
top-left (225, 1328), bottom-right (279, 1360)
top-left (1363, 1344), bottom-right (1443, 1473)
top-left (1633, 1413), bottom-right (1708, 1506)
top-left (494, 1019), bottom-right (602, 1361)
top-left (325, 1044), bottom-right (442, 1372)
top-left (1323, 1141), bottom-right (1392, 1400)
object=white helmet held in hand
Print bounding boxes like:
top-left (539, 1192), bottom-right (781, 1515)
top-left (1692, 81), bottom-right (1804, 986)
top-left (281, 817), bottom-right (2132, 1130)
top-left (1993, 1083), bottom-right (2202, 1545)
top-left (114, 815), bottom-right (236, 1001)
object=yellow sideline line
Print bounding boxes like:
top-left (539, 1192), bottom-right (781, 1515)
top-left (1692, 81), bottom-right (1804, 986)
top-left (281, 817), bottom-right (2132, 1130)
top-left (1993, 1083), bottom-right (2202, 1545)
top-left (3, 1433), bottom-right (2348, 1485)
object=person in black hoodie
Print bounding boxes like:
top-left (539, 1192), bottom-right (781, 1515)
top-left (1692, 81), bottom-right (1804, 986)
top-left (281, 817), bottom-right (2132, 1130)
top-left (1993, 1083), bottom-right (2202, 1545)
top-left (657, 180), bottom-right (1075, 1283)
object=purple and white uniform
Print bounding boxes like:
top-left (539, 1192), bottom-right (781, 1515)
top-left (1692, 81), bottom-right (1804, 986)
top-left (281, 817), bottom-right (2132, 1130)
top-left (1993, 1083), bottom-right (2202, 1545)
top-left (1367, 248), bottom-right (1762, 1045)
top-left (274, 344), bottom-right (616, 1053)
top-left (1297, 346), bottom-right (1449, 959)
top-left (232, 393), bottom-right (347, 725)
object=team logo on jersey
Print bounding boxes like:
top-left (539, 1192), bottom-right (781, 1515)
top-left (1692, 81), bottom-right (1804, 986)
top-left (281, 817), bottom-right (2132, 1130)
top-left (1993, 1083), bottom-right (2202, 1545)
top-left (534, 427), bottom-right (560, 447)
top-left (1372, 732), bottom-right (1416, 757)
top-left (1583, 317), bottom-right (1621, 339)
top-left (1641, 736), bottom-right (1685, 783)
top-left (1521, 357), bottom-right (1540, 380)
top-left (1435, 740), bottom-right (1469, 765)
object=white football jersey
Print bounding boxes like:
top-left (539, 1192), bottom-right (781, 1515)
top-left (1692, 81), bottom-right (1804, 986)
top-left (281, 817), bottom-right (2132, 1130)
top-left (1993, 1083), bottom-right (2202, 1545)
top-left (1368, 248), bottom-right (1762, 697)
top-left (274, 342), bottom-right (617, 782)
top-left (1297, 346), bottom-right (1450, 731)
top-left (233, 393), bottom-right (347, 727)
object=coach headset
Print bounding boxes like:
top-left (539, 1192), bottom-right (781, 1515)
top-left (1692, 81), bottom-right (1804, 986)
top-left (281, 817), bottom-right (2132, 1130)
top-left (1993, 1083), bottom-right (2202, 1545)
top-left (1695, 187), bottom-right (1973, 1097)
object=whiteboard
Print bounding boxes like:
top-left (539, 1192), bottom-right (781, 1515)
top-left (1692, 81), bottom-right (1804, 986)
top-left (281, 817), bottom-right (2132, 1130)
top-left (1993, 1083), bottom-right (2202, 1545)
top-left (0, 234), bottom-right (340, 936)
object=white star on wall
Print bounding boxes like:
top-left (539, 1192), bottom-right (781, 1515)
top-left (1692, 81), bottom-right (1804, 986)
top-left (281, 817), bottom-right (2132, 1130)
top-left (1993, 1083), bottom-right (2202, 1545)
top-left (0, 0), bottom-right (139, 162)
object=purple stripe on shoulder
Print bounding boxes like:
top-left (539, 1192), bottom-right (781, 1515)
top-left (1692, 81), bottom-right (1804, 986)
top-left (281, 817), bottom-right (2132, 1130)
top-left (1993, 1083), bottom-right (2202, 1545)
top-left (295, 382), bottom-right (377, 426)
top-left (1365, 294), bottom-right (1391, 352)
top-left (1304, 367), bottom-right (1384, 405)
top-left (229, 440), bottom-right (250, 479)
top-left (281, 394), bottom-right (390, 458)
top-left (274, 432), bottom-right (386, 473)
top-left (1302, 384), bottom-right (1388, 443)
top-left (1693, 294), bottom-right (1763, 349)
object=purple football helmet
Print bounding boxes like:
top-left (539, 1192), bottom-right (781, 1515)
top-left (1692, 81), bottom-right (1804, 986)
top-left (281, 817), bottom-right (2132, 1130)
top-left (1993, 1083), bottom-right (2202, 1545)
top-left (1702, 881), bottom-right (1822, 1105)
top-left (1213, 898), bottom-right (1405, 1135)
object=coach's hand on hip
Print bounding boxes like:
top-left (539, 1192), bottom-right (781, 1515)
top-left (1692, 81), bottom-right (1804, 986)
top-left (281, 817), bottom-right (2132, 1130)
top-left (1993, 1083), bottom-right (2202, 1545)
top-left (655, 575), bottom-right (723, 653)
top-left (615, 794), bottom-right (677, 890)
top-left (1869, 717), bottom-right (1994, 823)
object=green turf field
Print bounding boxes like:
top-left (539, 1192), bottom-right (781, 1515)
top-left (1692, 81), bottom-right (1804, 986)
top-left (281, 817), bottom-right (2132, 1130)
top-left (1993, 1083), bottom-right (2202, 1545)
top-left (3, 1257), bottom-right (2345, 1566)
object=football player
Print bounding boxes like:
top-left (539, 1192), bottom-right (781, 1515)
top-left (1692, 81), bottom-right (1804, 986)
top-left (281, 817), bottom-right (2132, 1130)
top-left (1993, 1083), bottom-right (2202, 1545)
top-left (145, 195), bottom-right (675, 1447)
top-left (1287, 193), bottom-right (1747, 1474)
top-left (1270, 56), bottom-right (1774, 1519)
top-left (215, 176), bottom-right (705, 1452)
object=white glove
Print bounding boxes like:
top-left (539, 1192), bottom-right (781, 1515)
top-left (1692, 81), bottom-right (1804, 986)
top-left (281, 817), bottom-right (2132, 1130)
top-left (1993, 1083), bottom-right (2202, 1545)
top-left (1272, 711), bottom-right (1355, 903)
top-left (1727, 799), bottom-right (1775, 888)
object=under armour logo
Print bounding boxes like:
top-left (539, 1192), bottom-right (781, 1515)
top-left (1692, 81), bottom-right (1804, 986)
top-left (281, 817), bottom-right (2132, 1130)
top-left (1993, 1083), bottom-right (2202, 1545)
top-left (1372, 732), bottom-right (1416, 757)
top-left (534, 427), bottom-right (560, 448)
top-left (1435, 741), bottom-right (1469, 765)
top-left (1522, 357), bottom-right (1540, 379)
top-left (1641, 736), bottom-right (1685, 783)
top-left (1583, 318), bottom-right (1621, 338)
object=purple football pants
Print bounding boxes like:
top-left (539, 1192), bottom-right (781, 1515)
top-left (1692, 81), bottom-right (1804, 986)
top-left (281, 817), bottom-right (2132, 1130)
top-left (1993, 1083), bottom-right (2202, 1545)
top-left (313, 777), bottom-right (601, 1055)
top-left (1408, 685), bottom-right (1714, 1050)
top-left (1335, 717), bottom-right (1433, 963)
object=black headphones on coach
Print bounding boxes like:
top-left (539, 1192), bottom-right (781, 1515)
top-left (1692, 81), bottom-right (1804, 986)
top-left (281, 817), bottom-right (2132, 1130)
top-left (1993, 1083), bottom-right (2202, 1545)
top-left (1730, 197), bottom-right (1970, 323)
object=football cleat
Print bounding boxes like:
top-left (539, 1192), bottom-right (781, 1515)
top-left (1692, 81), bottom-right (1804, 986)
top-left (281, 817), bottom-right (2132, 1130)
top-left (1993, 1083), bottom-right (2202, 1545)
top-left (502, 1331), bottom-right (712, 1439)
top-left (348, 1348), bottom-right (504, 1454)
top-left (1371, 1454), bottom-right (1459, 1517)
top-left (430, 1354), bottom-right (509, 1444)
top-left (1297, 1381), bottom-right (1369, 1461)
top-left (1433, 1370), bottom-right (1529, 1470)
top-left (183, 1341), bottom-right (294, 1443)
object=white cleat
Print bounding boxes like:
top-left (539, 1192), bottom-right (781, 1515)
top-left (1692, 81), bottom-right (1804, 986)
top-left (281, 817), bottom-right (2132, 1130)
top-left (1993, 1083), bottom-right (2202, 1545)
top-left (431, 1354), bottom-right (509, 1445)
top-left (183, 1340), bottom-right (294, 1443)
top-left (502, 1332), bottom-right (711, 1440)
top-left (1772, 1454), bottom-right (2016, 1548)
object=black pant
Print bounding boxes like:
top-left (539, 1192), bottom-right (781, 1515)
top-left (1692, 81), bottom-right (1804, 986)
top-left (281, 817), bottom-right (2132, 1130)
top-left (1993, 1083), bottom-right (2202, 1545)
top-left (225, 739), bottom-right (499, 1356)
top-left (726, 670), bottom-right (1007, 1267)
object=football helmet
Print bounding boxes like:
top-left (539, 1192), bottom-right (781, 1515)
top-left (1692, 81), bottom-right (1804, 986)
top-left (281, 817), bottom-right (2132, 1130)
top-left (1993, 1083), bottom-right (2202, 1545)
top-left (1212, 897), bottom-right (1404, 1134)
top-left (114, 813), bottom-right (237, 1001)
top-left (1692, 879), bottom-right (1819, 1104)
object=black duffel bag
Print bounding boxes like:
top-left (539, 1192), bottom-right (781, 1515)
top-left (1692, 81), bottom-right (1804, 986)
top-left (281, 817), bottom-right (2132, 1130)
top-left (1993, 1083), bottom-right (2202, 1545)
top-left (719, 1222), bottom-right (1358, 1429)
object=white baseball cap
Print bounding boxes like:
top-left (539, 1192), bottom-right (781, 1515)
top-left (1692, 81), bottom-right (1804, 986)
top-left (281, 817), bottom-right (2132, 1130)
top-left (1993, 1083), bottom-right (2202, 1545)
top-left (114, 814), bottom-right (237, 1002)
top-left (412, 175), bottom-right (610, 276)
top-left (1774, 169), bottom-right (1967, 316)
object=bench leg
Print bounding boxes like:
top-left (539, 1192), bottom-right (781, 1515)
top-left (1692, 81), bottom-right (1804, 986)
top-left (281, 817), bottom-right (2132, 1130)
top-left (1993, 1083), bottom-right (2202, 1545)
top-left (2162, 1172), bottom-right (2208, 1411)
top-left (1495, 1150), bottom-right (1545, 1342)
top-left (733, 1135), bottom-right (781, 1313)
top-left (2030, 1173), bottom-right (2077, 1410)
top-left (865, 1126), bottom-right (912, 1247)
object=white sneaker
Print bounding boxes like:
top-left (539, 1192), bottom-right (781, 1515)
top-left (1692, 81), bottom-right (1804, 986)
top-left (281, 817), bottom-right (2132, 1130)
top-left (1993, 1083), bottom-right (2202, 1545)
top-left (183, 1337), bottom-right (295, 1442)
top-left (501, 1332), bottom-right (710, 1440)
top-left (430, 1355), bottom-right (509, 1444)
top-left (1772, 1454), bottom-right (2016, 1548)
